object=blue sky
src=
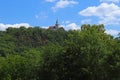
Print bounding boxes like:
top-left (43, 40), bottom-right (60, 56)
top-left (0, 0), bottom-right (120, 36)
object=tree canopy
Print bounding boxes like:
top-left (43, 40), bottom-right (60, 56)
top-left (0, 24), bottom-right (120, 80)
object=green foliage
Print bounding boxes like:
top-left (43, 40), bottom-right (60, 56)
top-left (0, 25), bottom-right (120, 80)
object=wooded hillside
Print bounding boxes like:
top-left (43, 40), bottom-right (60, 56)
top-left (0, 24), bottom-right (120, 80)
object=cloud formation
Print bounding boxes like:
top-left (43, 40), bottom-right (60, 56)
top-left (100, 0), bottom-right (120, 3)
top-left (81, 19), bottom-right (91, 24)
top-left (106, 29), bottom-right (120, 36)
top-left (0, 23), bottom-right (30, 31)
top-left (79, 3), bottom-right (120, 25)
top-left (41, 22), bottom-right (80, 30)
top-left (35, 12), bottom-right (48, 19)
top-left (45, 0), bottom-right (56, 2)
top-left (41, 22), bottom-right (119, 36)
top-left (64, 23), bottom-right (80, 30)
top-left (52, 0), bottom-right (78, 11)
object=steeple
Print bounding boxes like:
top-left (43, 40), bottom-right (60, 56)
top-left (48, 19), bottom-right (64, 30)
top-left (55, 19), bottom-right (59, 29)
top-left (56, 19), bottom-right (58, 25)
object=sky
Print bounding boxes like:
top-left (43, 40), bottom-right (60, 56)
top-left (0, 0), bottom-right (120, 36)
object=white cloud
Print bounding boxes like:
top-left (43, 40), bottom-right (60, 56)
top-left (41, 26), bottom-right (49, 29)
top-left (62, 20), bottom-right (70, 24)
top-left (35, 15), bottom-right (39, 19)
top-left (52, 0), bottom-right (78, 11)
top-left (35, 14), bottom-right (48, 19)
top-left (40, 21), bottom-right (79, 30)
top-left (41, 22), bottom-right (80, 30)
top-left (100, 0), bottom-right (120, 3)
top-left (35, 12), bottom-right (48, 19)
top-left (106, 29), bottom-right (120, 35)
top-left (98, 16), bottom-right (120, 25)
top-left (64, 23), bottom-right (80, 30)
top-left (81, 19), bottom-right (91, 24)
top-left (45, 0), bottom-right (56, 2)
top-left (0, 23), bottom-right (30, 31)
top-left (79, 3), bottom-right (120, 25)
top-left (79, 3), bottom-right (120, 17)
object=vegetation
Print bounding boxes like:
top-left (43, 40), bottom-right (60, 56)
top-left (0, 24), bottom-right (120, 80)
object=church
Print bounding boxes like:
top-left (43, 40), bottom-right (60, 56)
top-left (48, 20), bottom-right (64, 30)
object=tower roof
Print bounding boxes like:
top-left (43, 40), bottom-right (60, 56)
top-left (56, 19), bottom-right (59, 25)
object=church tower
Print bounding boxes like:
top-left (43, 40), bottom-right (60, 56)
top-left (55, 19), bottom-right (59, 29)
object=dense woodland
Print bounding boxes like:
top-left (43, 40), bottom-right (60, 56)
top-left (0, 24), bottom-right (120, 80)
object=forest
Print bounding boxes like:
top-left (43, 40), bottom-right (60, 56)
top-left (0, 24), bottom-right (120, 80)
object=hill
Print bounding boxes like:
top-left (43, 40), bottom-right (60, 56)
top-left (0, 24), bottom-right (120, 80)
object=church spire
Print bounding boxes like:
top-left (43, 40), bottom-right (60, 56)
top-left (56, 19), bottom-right (58, 25)
top-left (55, 19), bottom-right (59, 29)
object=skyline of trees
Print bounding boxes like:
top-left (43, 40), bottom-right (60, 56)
top-left (0, 24), bottom-right (120, 80)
